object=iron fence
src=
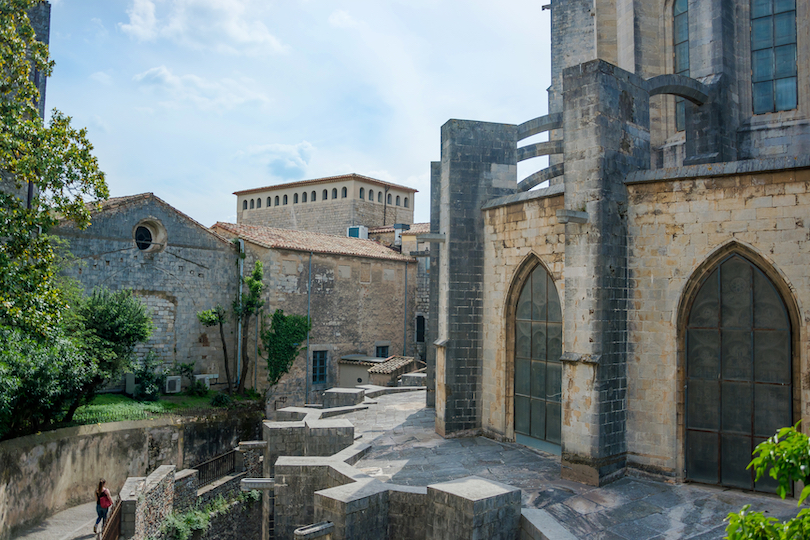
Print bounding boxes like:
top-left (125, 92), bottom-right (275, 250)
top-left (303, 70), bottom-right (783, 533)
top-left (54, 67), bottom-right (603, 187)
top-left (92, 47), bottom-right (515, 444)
top-left (195, 449), bottom-right (237, 487)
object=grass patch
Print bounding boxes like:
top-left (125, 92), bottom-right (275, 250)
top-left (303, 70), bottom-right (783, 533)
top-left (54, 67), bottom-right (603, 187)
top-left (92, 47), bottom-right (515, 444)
top-left (66, 391), bottom-right (263, 427)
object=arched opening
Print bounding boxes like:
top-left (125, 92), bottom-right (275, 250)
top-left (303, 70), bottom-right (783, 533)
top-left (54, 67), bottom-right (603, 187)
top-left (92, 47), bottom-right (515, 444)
top-left (387, 193), bottom-right (392, 204)
top-left (323, 189), bottom-right (328, 201)
top-left (682, 251), bottom-right (795, 492)
top-left (511, 260), bottom-right (563, 451)
top-left (283, 195), bottom-right (288, 205)
top-left (267, 197), bottom-right (272, 207)
top-left (404, 197), bottom-right (409, 208)
top-left (275, 196), bottom-right (280, 206)
top-left (256, 198), bottom-right (261, 208)
top-left (312, 191), bottom-right (317, 202)
top-left (360, 187), bottom-right (365, 199)
top-left (342, 187), bottom-right (348, 198)
top-left (396, 195), bottom-right (401, 206)
top-left (302, 192), bottom-right (307, 203)
top-left (242, 200), bottom-right (248, 210)
top-left (332, 188), bottom-right (338, 199)
top-left (378, 192), bottom-right (382, 203)
top-left (369, 189), bottom-right (374, 201)
top-left (250, 199), bottom-right (255, 209)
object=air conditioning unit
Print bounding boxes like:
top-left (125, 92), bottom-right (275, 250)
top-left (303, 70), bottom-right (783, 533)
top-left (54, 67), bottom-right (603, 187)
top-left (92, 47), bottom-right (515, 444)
top-left (194, 374), bottom-right (211, 390)
top-left (165, 376), bottom-right (182, 394)
top-left (347, 226), bottom-right (368, 239)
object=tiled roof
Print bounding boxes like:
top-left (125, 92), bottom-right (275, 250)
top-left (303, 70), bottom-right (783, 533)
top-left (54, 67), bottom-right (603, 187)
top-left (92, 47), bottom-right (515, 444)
top-left (367, 356), bottom-right (416, 374)
top-left (368, 223), bottom-right (430, 235)
top-left (212, 222), bottom-right (416, 262)
top-left (59, 192), bottom-right (233, 245)
top-left (233, 173), bottom-right (417, 196)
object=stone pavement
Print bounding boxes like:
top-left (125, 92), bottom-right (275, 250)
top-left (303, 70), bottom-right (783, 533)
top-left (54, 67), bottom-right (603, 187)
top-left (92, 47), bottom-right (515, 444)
top-left (349, 390), bottom-right (799, 540)
top-left (11, 501), bottom-right (98, 540)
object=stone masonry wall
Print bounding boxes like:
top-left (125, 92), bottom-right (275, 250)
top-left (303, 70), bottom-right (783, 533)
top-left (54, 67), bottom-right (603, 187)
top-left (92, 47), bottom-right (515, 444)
top-left (213, 241), bottom-right (416, 410)
top-left (54, 195), bottom-right (238, 390)
top-left (481, 192), bottom-right (566, 440)
top-left (135, 466), bottom-right (174, 540)
top-left (625, 166), bottom-right (810, 477)
top-left (201, 498), bottom-right (261, 540)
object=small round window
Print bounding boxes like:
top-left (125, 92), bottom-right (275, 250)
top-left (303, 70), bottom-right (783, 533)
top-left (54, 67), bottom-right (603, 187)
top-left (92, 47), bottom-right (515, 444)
top-left (135, 226), bottom-right (153, 250)
top-left (133, 218), bottom-right (167, 253)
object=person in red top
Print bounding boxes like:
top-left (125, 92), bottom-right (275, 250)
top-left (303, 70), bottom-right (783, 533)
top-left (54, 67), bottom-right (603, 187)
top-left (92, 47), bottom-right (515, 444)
top-left (94, 479), bottom-right (112, 534)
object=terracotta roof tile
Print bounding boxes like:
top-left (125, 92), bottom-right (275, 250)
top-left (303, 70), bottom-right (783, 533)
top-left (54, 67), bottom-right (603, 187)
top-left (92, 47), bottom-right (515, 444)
top-left (368, 222), bottom-right (430, 235)
top-left (212, 222), bottom-right (416, 262)
top-left (367, 356), bottom-right (416, 374)
top-left (233, 173), bottom-right (417, 196)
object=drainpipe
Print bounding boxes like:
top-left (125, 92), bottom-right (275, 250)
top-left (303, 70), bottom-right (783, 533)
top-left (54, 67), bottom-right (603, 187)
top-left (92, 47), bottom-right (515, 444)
top-left (236, 239), bottom-right (245, 387)
top-left (403, 262), bottom-right (408, 356)
top-left (383, 187), bottom-right (389, 226)
top-left (305, 251), bottom-right (312, 404)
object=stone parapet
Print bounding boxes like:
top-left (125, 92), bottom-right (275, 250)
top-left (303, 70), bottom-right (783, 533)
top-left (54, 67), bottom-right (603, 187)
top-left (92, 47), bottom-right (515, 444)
top-left (322, 388), bottom-right (366, 409)
top-left (173, 469), bottom-right (198, 513)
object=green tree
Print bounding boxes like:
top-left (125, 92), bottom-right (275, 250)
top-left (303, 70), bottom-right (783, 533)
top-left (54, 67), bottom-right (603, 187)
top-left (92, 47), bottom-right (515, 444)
top-left (725, 424), bottom-right (810, 539)
top-left (0, 326), bottom-right (93, 439)
top-left (233, 260), bottom-right (264, 394)
top-left (260, 309), bottom-right (311, 388)
top-left (197, 305), bottom-right (233, 394)
top-left (1, 0), bottom-right (108, 333)
top-left (62, 288), bottom-right (152, 421)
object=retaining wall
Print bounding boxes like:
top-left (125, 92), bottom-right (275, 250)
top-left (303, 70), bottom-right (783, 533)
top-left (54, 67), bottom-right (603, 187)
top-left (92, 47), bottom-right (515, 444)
top-left (0, 409), bottom-right (261, 540)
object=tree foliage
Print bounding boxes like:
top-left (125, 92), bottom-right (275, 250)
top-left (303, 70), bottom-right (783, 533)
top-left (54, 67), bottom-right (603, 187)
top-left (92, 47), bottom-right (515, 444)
top-left (62, 288), bottom-right (152, 420)
top-left (260, 309), bottom-right (311, 388)
top-left (197, 304), bottom-right (232, 394)
top-left (233, 260), bottom-right (264, 394)
top-left (0, 0), bottom-right (108, 333)
top-left (0, 326), bottom-right (93, 440)
top-left (725, 424), bottom-right (810, 539)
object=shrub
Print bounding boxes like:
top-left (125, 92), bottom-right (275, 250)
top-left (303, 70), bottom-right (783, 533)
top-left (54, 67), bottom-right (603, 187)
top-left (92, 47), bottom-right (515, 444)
top-left (210, 392), bottom-right (232, 408)
top-left (187, 379), bottom-right (209, 397)
top-left (133, 351), bottom-right (167, 401)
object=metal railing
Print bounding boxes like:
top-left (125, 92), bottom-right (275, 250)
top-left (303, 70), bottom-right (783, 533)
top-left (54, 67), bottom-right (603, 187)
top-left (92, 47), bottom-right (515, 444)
top-left (101, 499), bottom-right (121, 540)
top-left (196, 450), bottom-right (237, 487)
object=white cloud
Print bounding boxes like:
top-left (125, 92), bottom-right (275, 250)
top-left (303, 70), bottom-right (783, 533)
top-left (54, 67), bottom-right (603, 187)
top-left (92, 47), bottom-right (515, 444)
top-left (90, 71), bottom-right (112, 86)
top-left (120, 0), bottom-right (286, 56)
top-left (90, 18), bottom-right (109, 39)
top-left (328, 10), bottom-right (359, 29)
top-left (119, 0), bottom-right (157, 41)
top-left (133, 65), bottom-right (270, 111)
top-left (239, 142), bottom-right (315, 181)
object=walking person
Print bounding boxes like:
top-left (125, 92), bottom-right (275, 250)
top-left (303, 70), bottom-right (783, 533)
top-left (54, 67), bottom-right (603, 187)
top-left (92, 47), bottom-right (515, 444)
top-left (94, 479), bottom-right (112, 534)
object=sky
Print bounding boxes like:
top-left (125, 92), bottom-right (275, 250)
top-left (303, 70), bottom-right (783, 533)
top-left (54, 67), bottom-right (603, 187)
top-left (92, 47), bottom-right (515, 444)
top-left (45, 0), bottom-right (552, 226)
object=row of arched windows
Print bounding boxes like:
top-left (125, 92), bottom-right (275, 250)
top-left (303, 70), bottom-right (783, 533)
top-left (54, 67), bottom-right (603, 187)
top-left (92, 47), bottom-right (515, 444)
top-left (241, 188), bottom-right (409, 210)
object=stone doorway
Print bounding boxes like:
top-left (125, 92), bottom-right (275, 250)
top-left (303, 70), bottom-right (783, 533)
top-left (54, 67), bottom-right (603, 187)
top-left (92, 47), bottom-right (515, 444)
top-left (514, 264), bottom-right (563, 453)
top-left (685, 254), bottom-right (791, 492)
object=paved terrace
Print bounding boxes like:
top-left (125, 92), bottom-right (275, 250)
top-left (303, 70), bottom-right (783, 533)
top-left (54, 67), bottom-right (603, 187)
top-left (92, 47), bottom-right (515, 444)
top-left (348, 390), bottom-right (798, 540)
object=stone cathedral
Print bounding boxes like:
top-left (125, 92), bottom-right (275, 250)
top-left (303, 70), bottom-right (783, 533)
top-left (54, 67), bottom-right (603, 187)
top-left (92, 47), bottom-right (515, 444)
top-left (428, 0), bottom-right (810, 489)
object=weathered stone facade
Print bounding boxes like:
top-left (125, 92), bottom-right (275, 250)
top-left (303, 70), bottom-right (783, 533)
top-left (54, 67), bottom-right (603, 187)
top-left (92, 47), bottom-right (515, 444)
top-left (211, 224), bottom-right (417, 408)
top-left (54, 194), bottom-right (239, 383)
top-left (236, 174), bottom-right (415, 236)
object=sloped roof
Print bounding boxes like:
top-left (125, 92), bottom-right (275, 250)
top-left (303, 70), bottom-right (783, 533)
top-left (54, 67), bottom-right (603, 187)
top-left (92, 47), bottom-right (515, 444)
top-left (368, 223), bottom-right (430, 235)
top-left (58, 192), bottom-right (233, 245)
top-left (233, 173), bottom-right (417, 196)
top-left (212, 222), bottom-right (416, 262)
top-left (367, 356), bottom-right (416, 374)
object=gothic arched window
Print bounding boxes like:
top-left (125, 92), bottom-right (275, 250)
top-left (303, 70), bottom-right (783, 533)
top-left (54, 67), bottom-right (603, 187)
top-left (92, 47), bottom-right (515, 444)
top-left (673, 0), bottom-right (689, 131)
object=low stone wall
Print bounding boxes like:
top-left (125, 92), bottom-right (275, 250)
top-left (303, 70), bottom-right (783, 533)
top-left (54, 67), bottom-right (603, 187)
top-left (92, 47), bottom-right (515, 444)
top-left (263, 418), bottom-right (354, 476)
top-left (0, 408), bottom-right (262, 540)
top-left (399, 373), bottom-right (426, 387)
top-left (201, 498), bottom-right (262, 540)
top-left (322, 388), bottom-right (365, 408)
top-left (388, 485), bottom-right (428, 539)
top-left (135, 466), bottom-right (175, 540)
top-left (173, 469), bottom-right (198, 513)
top-left (197, 473), bottom-right (246, 507)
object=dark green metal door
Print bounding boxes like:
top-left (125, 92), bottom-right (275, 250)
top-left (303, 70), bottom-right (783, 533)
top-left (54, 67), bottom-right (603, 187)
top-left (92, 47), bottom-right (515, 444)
top-left (514, 265), bottom-right (563, 449)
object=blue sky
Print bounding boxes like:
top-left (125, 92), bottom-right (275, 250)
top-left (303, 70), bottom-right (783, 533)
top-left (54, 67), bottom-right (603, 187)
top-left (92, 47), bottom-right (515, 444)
top-left (46, 0), bottom-right (552, 226)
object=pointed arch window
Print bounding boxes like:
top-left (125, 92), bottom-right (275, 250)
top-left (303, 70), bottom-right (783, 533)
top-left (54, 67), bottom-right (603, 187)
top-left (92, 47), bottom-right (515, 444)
top-left (369, 189), bottom-right (374, 201)
top-left (332, 188), bottom-right (338, 199)
top-left (302, 192), bottom-right (307, 203)
top-left (250, 199), bottom-right (255, 209)
top-left (312, 191), bottom-right (317, 202)
top-left (275, 196), bottom-right (280, 206)
top-left (342, 187), bottom-right (348, 198)
top-left (242, 200), bottom-right (248, 210)
top-left (283, 195), bottom-right (288, 205)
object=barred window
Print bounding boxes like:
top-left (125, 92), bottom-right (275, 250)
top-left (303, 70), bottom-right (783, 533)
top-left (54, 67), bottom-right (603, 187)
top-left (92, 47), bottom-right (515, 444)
top-left (751, 0), bottom-right (798, 113)
top-left (312, 351), bottom-right (327, 384)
